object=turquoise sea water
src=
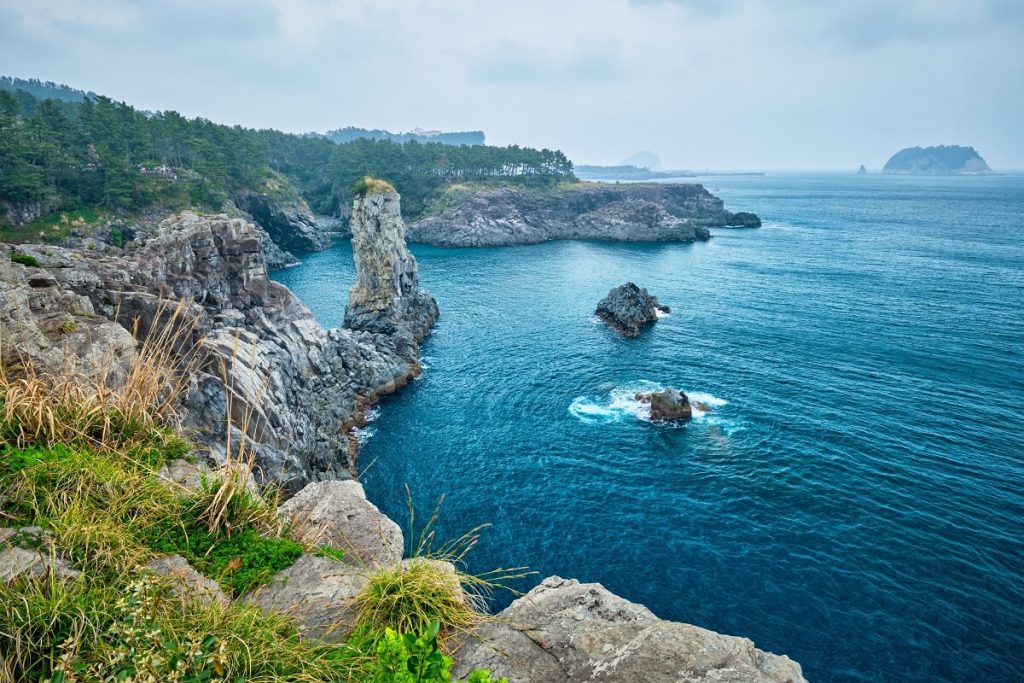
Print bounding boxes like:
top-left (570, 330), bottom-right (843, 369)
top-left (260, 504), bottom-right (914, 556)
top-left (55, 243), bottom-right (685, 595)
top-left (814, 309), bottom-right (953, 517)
top-left (273, 173), bottom-right (1024, 682)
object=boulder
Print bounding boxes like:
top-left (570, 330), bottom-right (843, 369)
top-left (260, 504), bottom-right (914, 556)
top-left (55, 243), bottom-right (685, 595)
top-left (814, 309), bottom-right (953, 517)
top-left (453, 576), bottom-right (806, 683)
top-left (278, 480), bottom-right (404, 568)
top-left (145, 554), bottom-right (229, 607)
top-left (246, 554), bottom-right (367, 643)
top-left (0, 546), bottom-right (81, 583)
top-left (636, 388), bottom-right (693, 422)
top-left (595, 282), bottom-right (669, 337)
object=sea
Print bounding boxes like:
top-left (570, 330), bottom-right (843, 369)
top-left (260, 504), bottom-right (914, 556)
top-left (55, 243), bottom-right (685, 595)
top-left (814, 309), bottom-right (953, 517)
top-left (272, 172), bottom-right (1024, 682)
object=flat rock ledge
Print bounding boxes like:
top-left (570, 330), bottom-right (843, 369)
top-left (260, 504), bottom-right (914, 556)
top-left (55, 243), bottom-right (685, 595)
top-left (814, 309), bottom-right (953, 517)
top-left (595, 282), bottom-right (670, 337)
top-left (145, 554), bottom-right (229, 608)
top-left (278, 479), bottom-right (404, 568)
top-left (246, 554), bottom-right (368, 643)
top-left (453, 576), bottom-right (807, 683)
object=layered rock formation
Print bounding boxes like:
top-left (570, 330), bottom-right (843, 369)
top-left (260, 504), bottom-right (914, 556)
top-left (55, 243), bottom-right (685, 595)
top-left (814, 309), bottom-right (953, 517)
top-left (344, 187), bottom-right (438, 340)
top-left (882, 145), bottom-right (992, 175)
top-left (407, 183), bottom-right (761, 247)
top-left (453, 576), bottom-right (807, 683)
top-left (595, 282), bottom-right (669, 337)
top-left (1, 210), bottom-right (435, 492)
top-left (233, 181), bottom-right (332, 270)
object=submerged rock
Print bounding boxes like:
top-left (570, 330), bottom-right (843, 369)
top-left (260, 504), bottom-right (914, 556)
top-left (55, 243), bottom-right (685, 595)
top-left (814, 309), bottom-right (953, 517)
top-left (636, 387), bottom-right (693, 421)
top-left (277, 480), bottom-right (404, 568)
top-left (344, 185), bottom-right (438, 341)
top-left (453, 576), bottom-right (807, 683)
top-left (595, 282), bottom-right (669, 337)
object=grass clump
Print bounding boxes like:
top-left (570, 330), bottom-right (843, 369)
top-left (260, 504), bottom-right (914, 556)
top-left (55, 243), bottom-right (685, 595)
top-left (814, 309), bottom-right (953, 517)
top-left (353, 175), bottom-right (396, 197)
top-left (9, 251), bottom-right (41, 268)
top-left (148, 494), bottom-right (304, 598)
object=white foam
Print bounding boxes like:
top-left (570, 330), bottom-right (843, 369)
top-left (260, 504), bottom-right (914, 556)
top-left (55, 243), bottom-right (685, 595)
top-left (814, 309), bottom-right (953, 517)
top-left (353, 407), bottom-right (381, 442)
top-left (569, 382), bottom-right (734, 430)
top-left (655, 309), bottom-right (671, 319)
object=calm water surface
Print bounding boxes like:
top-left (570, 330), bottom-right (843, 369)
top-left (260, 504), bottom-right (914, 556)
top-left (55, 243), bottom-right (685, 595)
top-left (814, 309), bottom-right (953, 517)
top-left (274, 173), bottom-right (1024, 682)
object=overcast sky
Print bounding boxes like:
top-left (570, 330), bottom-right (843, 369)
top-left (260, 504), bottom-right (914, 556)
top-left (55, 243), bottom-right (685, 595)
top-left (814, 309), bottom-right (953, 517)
top-left (2, 0), bottom-right (1022, 170)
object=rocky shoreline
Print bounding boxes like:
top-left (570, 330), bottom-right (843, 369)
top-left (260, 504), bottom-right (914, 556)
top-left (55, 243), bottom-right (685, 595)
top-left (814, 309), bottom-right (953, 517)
top-left (407, 182), bottom-right (760, 247)
top-left (1, 187), bottom-right (805, 681)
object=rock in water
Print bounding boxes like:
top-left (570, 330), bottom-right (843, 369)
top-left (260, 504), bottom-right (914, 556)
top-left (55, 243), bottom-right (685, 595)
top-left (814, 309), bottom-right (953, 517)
top-left (595, 282), bottom-right (669, 337)
top-left (344, 185), bottom-right (438, 340)
top-left (882, 145), bottom-right (992, 175)
top-left (452, 576), bottom-right (807, 683)
top-left (857, 164), bottom-right (867, 175)
top-left (636, 387), bottom-right (693, 421)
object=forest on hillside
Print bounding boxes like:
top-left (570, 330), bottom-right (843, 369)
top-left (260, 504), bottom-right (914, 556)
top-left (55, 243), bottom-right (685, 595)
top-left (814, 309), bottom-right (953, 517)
top-left (0, 79), bottom-right (574, 224)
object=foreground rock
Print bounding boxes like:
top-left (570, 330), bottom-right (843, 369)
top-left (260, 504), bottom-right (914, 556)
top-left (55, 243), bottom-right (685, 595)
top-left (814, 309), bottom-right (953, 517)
top-left (278, 480), bottom-right (404, 568)
top-left (408, 183), bottom-right (760, 247)
top-left (247, 554), bottom-right (367, 643)
top-left (1, 211), bottom-right (436, 492)
top-left (0, 244), bottom-right (137, 380)
top-left (1, 529), bottom-right (81, 583)
top-left (344, 185), bottom-right (439, 340)
top-left (145, 554), bottom-right (229, 607)
top-left (595, 282), bottom-right (669, 337)
top-left (636, 387), bottom-right (693, 421)
top-left (453, 576), bottom-right (806, 683)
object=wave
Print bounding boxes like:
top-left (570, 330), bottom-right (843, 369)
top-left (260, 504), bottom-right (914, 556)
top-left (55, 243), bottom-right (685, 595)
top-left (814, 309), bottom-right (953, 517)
top-left (568, 381), bottom-right (740, 433)
top-left (353, 407), bottom-right (381, 443)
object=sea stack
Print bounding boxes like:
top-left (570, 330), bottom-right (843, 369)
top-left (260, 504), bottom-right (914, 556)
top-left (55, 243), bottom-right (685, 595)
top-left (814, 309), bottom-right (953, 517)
top-left (857, 164), bottom-right (867, 175)
top-left (595, 282), bottom-right (669, 337)
top-left (344, 178), bottom-right (438, 341)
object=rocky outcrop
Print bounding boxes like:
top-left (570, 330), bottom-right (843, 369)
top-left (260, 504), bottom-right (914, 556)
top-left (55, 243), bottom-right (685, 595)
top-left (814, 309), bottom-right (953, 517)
top-left (278, 480), bottom-right (404, 568)
top-left (247, 554), bottom-right (368, 643)
top-left (145, 554), bottom-right (229, 607)
top-left (407, 183), bottom-right (760, 247)
top-left (0, 197), bottom-right (59, 227)
top-left (2, 211), bottom-right (435, 493)
top-left (636, 388), bottom-right (693, 421)
top-left (882, 145), bottom-right (993, 175)
top-left (453, 576), bottom-right (806, 683)
top-left (233, 188), bottom-right (330, 256)
top-left (344, 188), bottom-right (439, 340)
top-left (1, 528), bottom-right (81, 583)
top-left (595, 282), bottom-right (669, 337)
top-left (0, 243), bottom-right (137, 380)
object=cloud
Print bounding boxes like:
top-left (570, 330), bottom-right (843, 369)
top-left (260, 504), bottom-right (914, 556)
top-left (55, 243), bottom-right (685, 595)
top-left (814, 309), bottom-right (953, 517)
top-left (0, 0), bottom-right (1021, 168)
top-left (469, 46), bottom-right (627, 86)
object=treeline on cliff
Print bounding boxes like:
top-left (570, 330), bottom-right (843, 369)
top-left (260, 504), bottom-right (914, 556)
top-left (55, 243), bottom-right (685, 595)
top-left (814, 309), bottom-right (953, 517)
top-left (0, 82), bottom-right (575, 224)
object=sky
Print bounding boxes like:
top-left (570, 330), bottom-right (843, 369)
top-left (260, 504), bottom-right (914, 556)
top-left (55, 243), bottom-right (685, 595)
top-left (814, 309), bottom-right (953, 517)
top-left (1, 0), bottom-right (1022, 170)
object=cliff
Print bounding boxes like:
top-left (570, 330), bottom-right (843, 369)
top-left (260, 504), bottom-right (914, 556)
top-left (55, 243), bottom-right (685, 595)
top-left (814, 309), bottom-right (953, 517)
top-left (1, 210), bottom-right (433, 493)
top-left (407, 183), bottom-right (760, 247)
top-left (882, 145), bottom-right (992, 175)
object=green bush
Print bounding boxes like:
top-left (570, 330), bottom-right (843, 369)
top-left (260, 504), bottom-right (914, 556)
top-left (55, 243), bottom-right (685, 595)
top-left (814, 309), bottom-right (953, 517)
top-left (9, 251), bottom-right (41, 267)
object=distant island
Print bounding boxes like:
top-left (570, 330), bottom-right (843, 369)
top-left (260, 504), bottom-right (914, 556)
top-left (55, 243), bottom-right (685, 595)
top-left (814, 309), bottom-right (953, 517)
top-left (319, 127), bottom-right (485, 146)
top-left (576, 164), bottom-right (764, 181)
top-left (882, 145), bottom-right (993, 175)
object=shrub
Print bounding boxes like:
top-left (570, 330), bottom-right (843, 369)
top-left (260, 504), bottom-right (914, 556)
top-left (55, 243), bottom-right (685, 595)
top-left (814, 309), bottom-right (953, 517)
top-left (9, 251), bottom-right (41, 267)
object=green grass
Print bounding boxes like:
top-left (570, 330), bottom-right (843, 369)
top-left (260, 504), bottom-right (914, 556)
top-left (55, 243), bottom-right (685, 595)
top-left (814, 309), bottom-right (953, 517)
top-left (0, 207), bottom-right (108, 244)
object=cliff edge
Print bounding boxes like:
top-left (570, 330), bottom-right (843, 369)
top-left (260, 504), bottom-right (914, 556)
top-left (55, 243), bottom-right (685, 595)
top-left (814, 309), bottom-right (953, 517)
top-left (407, 182), bottom-right (760, 247)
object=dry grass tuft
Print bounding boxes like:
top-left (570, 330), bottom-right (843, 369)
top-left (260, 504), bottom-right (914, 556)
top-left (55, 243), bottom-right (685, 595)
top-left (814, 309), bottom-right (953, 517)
top-left (0, 298), bottom-right (197, 452)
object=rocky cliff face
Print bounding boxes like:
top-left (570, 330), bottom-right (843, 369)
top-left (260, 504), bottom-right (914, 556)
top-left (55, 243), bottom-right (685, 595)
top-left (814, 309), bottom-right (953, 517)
top-left (407, 183), bottom-right (761, 247)
top-left (233, 189), bottom-right (331, 263)
top-left (344, 189), bottom-right (438, 340)
top-left (453, 576), bottom-right (807, 683)
top-left (1, 211), bottom-right (433, 492)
